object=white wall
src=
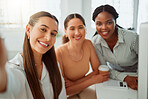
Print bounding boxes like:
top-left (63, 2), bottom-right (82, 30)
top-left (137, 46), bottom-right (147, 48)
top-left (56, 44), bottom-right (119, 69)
top-left (138, 23), bottom-right (148, 99)
top-left (0, 28), bottom-right (25, 59)
top-left (60, 0), bottom-right (95, 40)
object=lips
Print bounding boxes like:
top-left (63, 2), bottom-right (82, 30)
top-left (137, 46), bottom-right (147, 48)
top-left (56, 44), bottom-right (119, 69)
top-left (101, 31), bottom-right (109, 36)
top-left (75, 36), bottom-right (81, 40)
top-left (38, 40), bottom-right (49, 47)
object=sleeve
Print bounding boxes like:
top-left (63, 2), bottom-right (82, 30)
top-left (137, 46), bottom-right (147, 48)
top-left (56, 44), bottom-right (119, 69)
top-left (110, 70), bottom-right (127, 81)
top-left (131, 34), bottom-right (139, 55)
top-left (0, 64), bottom-right (25, 98)
top-left (58, 63), bottom-right (67, 99)
top-left (91, 38), bottom-right (106, 65)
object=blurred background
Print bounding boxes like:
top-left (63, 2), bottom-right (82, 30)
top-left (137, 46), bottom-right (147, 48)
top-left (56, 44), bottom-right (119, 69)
top-left (0, 0), bottom-right (148, 60)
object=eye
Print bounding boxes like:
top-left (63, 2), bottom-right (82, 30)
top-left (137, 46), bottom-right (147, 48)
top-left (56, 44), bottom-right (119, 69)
top-left (41, 28), bottom-right (46, 32)
top-left (96, 22), bottom-right (101, 26)
top-left (107, 21), bottom-right (113, 25)
top-left (69, 27), bottom-right (75, 30)
top-left (79, 26), bottom-right (84, 29)
top-left (51, 32), bottom-right (57, 36)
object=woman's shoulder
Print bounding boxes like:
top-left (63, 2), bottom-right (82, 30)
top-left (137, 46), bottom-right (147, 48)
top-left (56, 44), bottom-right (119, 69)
top-left (8, 53), bottom-right (24, 70)
top-left (56, 43), bottom-right (67, 50)
top-left (83, 39), bottom-right (95, 50)
top-left (84, 39), bottom-right (93, 46)
top-left (55, 43), bottom-right (68, 56)
top-left (118, 28), bottom-right (138, 44)
top-left (92, 34), bottom-right (102, 45)
top-left (119, 28), bottom-right (138, 37)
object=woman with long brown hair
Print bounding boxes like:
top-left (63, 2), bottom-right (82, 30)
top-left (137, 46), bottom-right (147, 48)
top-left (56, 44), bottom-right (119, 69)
top-left (0, 11), bottom-right (66, 99)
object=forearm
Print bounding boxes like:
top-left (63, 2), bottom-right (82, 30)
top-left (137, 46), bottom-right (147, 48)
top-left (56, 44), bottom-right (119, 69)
top-left (74, 70), bottom-right (98, 84)
top-left (110, 69), bottom-right (127, 81)
top-left (66, 77), bottom-right (94, 95)
top-left (0, 67), bottom-right (7, 92)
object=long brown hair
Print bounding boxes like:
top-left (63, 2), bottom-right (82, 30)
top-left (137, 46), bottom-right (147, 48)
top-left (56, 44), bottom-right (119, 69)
top-left (23, 11), bottom-right (62, 99)
top-left (62, 13), bottom-right (86, 44)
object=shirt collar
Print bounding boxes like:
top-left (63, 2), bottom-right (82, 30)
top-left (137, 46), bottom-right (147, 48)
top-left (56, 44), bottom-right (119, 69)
top-left (8, 52), bottom-right (24, 70)
top-left (117, 27), bottom-right (124, 43)
top-left (94, 27), bottom-right (125, 47)
top-left (41, 63), bottom-right (47, 80)
top-left (9, 53), bottom-right (47, 80)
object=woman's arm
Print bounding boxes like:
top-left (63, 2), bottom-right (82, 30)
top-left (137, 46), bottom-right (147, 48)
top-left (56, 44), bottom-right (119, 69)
top-left (0, 38), bottom-right (7, 92)
top-left (0, 67), bottom-right (7, 92)
top-left (65, 72), bottom-right (109, 95)
top-left (55, 48), bottom-right (65, 77)
top-left (92, 36), bottom-right (106, 65)
top-left (0, 38), bottom-right (22, 98)
top-left (88, 40), bottom-right (100, 71)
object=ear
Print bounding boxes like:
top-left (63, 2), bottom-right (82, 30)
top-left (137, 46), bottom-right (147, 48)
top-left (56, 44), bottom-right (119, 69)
top-left (26, 24), bottom-right (31, 39)
top-left (64, 28), bottom-right (67, 36)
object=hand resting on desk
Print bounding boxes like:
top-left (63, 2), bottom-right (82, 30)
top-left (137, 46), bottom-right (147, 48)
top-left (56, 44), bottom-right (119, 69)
top-left (124, 76), bottom-right (138, 90)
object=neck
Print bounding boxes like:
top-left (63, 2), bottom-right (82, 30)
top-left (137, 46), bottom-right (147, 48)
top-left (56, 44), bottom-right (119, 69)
top-left (106, 28), bottom-right (118, 42)
top-left (68, 41), bottom-right (83, 52)
top-left (33, 51), bottom-right (43, 67)
top-left (33, 52), bottom-right (43, 80)
top-left (67, 41), bottom-right (84, 61)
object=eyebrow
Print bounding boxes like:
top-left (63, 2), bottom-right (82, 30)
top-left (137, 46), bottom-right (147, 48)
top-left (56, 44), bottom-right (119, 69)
top-left (53, 30), bottom-right (58, 33)
top-left (106, 19), bottom-right (113, 22)
top-left (96, 19), bottom-right (113, 23)
top-left (79, 25), bottom-right (84, 27)
top-left (41, 24), bottom-right (49, 28)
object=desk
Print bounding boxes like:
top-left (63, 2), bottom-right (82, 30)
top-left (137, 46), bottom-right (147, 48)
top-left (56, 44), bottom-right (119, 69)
top-left (96, 79), bottom-right (137, 99)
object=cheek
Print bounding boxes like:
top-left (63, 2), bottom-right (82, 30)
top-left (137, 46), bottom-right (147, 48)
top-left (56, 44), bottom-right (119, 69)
top-left (110, 25), bottom-right (115, 32)
top-left (67, 31), bottom-right (73, 37)
top-left (96, 26), bottom-right (101, 32)
top-left (80, 29), bottom-right (85, 34)
top-left (51, 38), bottom-right (56, 45)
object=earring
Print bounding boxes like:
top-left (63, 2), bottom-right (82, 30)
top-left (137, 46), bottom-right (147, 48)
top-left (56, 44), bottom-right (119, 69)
top-left (28, 36), bottom-right (30, 39)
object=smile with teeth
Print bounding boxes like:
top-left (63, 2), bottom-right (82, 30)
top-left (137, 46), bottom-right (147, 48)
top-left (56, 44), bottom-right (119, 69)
top-left (75, 36), bottom-right (81, 40)
top-left (38, 41), bottom-right (49, 47)
top-left (102, 31), bottom-right (108, 36)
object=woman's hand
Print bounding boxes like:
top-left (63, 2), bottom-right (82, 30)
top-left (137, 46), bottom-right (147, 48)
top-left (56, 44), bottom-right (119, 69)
top-left (91, 72), bottom-right (110, 84)
top-left (124, 76), bottom-right (138, 90)
top-left (64, 78), bottom-right (74, 88)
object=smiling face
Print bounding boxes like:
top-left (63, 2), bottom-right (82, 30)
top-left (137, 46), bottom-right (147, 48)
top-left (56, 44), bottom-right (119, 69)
top-left (95, 11), bottom-right (116, 41)
top-left (26, 16), bottom-right (58, 55)
top-left (65, 18), bottom-right (86, 44)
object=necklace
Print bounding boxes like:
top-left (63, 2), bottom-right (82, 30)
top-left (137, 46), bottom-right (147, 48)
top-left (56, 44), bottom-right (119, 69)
top-left (67, 45), bottom-right (84, 62)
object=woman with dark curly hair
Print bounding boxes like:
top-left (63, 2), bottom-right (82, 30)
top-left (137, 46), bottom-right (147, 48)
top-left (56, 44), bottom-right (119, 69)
top-left (92, 4), bottom-right (138, 90)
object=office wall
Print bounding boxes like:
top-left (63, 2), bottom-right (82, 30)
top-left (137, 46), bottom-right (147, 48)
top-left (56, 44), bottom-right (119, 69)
top-left (138, 23), bottom-right (148, 99)
top-left (60, 0), bottom-right (94, 39)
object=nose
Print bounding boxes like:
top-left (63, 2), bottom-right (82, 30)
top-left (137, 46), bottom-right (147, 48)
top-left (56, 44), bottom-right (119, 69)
top-left (45, 34), bottom-right (52, 41)
top-left (75, 29), bottom-right (80, 35)
top-left (102, 24), bottom-right (107, 29)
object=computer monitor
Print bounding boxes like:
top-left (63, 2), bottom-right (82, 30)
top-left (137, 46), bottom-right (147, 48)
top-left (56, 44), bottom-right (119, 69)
top-left (138, 22), bottom-right (148, 99)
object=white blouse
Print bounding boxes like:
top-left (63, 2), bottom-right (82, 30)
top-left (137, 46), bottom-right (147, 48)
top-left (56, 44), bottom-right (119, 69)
top-left (0, 53), bottom-right (67, 99)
